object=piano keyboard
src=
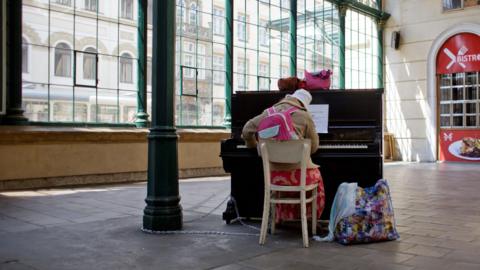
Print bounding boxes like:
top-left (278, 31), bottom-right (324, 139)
top-left (319, 144), bottom-right (368, 149)
top-left (236, 144), bottom-right (368, 149)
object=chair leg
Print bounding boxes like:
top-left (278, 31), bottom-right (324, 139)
top-left (270, 202), bottom-right (276, 235)
top-left (259, 191), bottom-right (270, 245)
top-left (300, 190), bottom-right (309, 248)
top-left (312, 186), bottom-right (317, 235)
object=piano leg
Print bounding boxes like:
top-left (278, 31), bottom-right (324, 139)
top-left (222, 198), bottom-right (237, 224)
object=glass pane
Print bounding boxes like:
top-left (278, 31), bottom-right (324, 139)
top-left (440, 74), bottom-right (451, 86)
top-left (452, 87), bottom-right (464, 100)
top-left (98, 55), bottom-right (118, 89)
top-left (465, 72), bottom-right (477, 85)
top-left (74, 87), bottom-right (95, 122)
top-left (212, 98), bottom-right (225, 126)
top-left (98, 20), bottom-right (119, 56)
top-left (119, 24), bottom-right (138, 58)
top-left (180, 96), bottom-right (197, 125)
top-left (198, 97), bottom-right (212, 125)
top-left (440, 116), bottom-right (451, 127)
top-left (453, 103), bottom-right (463, 114)
top-left (452, 73), bottom-right (464, 86)
top-left (102, 0), bottom-right (119, 20)
top-left (453, 116), bottom-right (463, 127)
top-left (119, 90), bottom-right (137, 123)
top-left (466, 86), bottom-right (477, 100)
top-left (23, 44), bottom-right (49, 84)
top-left (23, 84), bottom-right (49, 122)
top-left (182, 66), bottom-right (197, 96)
top-left (97, 89), bottom-right (118, 123)
top-left (466, 103), bottom-right (476, 114)
top-left (466, 116), bottom-right (477, 127)
top-left (50, 85), bottom-right (74, 122)
top-left (76, 51), bottom-right (97, 87)
top-left (75, 16), bottom-right (98, 51)
top-left (51, 11), bottom-right (74, 45)
top-left (441, 88), bottom-right (451, 101)
top-left (23, 6), bottom-right (49, 46)
top-left (440, 104), bottom-right (450, 114)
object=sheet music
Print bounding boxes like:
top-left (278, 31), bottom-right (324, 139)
top-left (308, 104), bottom-right (329, 134)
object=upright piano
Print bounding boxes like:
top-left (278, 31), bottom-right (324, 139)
top-left (220, 89), bottom-right (383, 223)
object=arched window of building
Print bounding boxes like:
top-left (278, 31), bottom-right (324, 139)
top-left (189, 3), bottom-right (197, 25)
top-left (54, 42), bottom-right (72, 77)
top-left (83, 47), bottom-right (96, 80)
top-left (121, 0), bottom-right (133, 19)
top-left (22, 37), bottom-right (28, 74)
top-left (120, 53), bottom-right (133, 83)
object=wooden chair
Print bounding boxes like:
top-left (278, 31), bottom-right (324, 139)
top-left (258, 139), bottom-right (318, 248)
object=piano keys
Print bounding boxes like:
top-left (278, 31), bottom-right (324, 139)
top-left (220, 89), bottom-right (384, 224)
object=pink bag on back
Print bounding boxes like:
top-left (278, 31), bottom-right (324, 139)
top-left (304, 70), bottom-right (332, 90)
top-left (257, 106), bottom-right (299, 141)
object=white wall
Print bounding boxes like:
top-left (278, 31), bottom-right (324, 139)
top-left (384, 0), bottom-right (480, 161)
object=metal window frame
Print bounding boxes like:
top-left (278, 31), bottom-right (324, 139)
top-left (73, 50), bottom-right (98, 88)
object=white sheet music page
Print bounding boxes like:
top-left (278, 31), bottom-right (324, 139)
top-left (308, 104), bottom-right (329, 134)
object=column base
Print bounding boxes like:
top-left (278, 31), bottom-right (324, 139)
top-left (134, 112), bottom-right (149, 128)
top-left (1, 108), bottom-right (28, 125)
top-left (143, 204), bottom-right (183, 231)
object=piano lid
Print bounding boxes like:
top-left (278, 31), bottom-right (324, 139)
top-left (231, 89), bottom-right (383, 138)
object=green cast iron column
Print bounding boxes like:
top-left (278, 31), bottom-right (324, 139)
top-left (135, 0), bottom-right (149, 128)
top-left (143, 0), bottom-right (182, 231)
top-left (1, 0), bottom-right (27, 124)
top-left (376, 19), bottom-right (385, 89)
top-left (338, 3), bottom-right (347, 89)
top-left (223, 0), bottom-right (232, 128)
top-left (289, 0), bottom-right (297, 77)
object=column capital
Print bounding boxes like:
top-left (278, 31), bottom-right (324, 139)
top-left (338, 4), bottom-right (348, 17)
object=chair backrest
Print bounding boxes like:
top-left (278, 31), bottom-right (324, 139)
top-left (259, 139), bottom-right (311, 188)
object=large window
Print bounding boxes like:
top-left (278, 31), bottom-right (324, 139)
top-left (22, 0), bottom-right (139, 123)
top-left (439, 72), bottom-right (479, 128)
top-left (345, 9), bottom-right (379, 88)
top-left (22, 0), bottom-right (383, 126)
top-left (54, 43), bottom-right (72, 78)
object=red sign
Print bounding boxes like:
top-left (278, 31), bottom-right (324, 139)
top-left (436, 33), bottom-right (480, 74)
top-left (439, 129), bottom-right (480, 162)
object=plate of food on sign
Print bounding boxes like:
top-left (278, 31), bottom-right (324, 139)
top-left (448, 137), bottom-right (480, 160)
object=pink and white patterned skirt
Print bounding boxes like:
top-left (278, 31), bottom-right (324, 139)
top-left (270, 168), bottom-right (325, 224)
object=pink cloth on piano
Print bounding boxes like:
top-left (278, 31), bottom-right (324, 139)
top-left (270, 168), bottom-right (325, 224)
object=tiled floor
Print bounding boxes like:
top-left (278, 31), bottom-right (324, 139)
top-left (1, 163), bottom-right (480, 270)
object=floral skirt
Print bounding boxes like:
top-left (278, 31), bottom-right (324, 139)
top-left (270, 168), bottom-right (325, 224)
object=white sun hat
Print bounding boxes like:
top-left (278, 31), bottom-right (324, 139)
top-left (287, 89), bottom-right (312, 108)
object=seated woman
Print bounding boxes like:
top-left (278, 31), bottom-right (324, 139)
top-left (241, 89), bottom-right (325, 224)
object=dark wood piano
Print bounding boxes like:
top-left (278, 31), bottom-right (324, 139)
top-left (220, 89), bottom-right (384, 223)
